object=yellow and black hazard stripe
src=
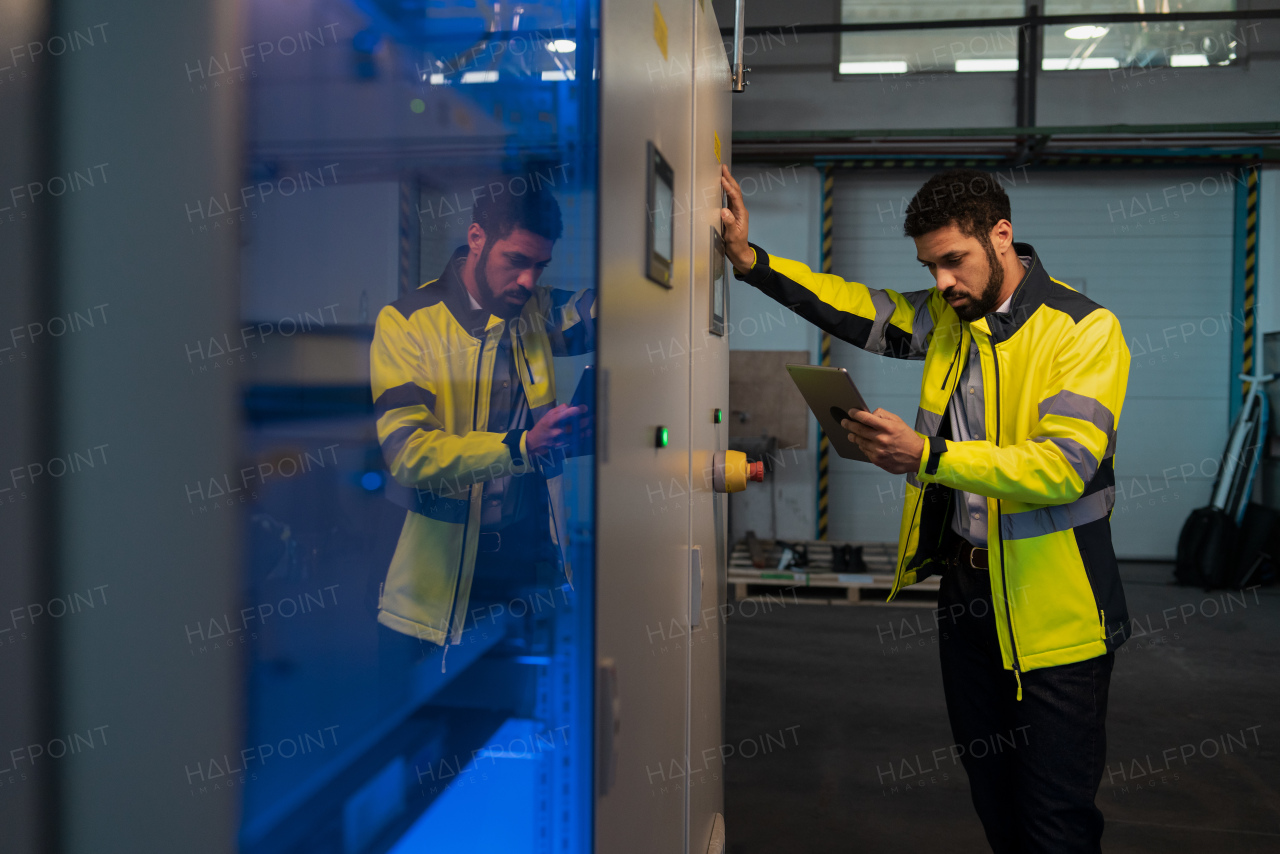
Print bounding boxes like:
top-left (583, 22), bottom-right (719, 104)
top-left (818, 163), bottom-right (834, 540)
top-left (1242, 166), bottom-right (1259, 398)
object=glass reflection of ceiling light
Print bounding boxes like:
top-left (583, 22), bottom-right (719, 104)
top-left (839, 60), bottom-right (909, 74)
top-left (955, 59), bottom-right (1019, 72)
top-left (1042, 57), bottom-right (1120, 70)
top-left (541, 70), bottom-right (575, 81)
top-left (1170, 54), bottom-right (1209, 67)
top-left (460, 70), bottom-right (499, 83)
top-left (428, 73), bottom-right (446, 85)
top-left (546, 39), bottom-right (576, 53)
top-left (1065, 25), bottom-right (1110, 40)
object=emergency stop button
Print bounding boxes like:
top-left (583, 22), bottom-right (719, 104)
top-left (711, 450), bottom-right (763, 493)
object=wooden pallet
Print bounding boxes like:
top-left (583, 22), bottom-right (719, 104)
top-left (728, 538), bottom-right (939, 607)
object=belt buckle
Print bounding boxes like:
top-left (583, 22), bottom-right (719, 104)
top-left (480, 532), bottom-right (502, 553)
top-left (970, 547), bottom-right (986, 569)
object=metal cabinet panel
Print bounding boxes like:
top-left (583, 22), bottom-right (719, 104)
top-left (595, 1), bottom-right (696, 852)
top-left (688, 2), bottom-right (732, 852)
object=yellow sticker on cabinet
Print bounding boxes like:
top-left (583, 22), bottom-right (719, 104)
top-left (653, 2), bottom-right (668, 60)
top-left (714, 131), bottom-right (721, 163)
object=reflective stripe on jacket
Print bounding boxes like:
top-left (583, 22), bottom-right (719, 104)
top-left (371, 247), bottom-right (596, 645)
top-left (736, 241), bottom-right (1131, 673)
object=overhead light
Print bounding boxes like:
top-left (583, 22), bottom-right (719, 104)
top-left (1065, 25), bottom-right (1110, 40)
top-left (839, 60), bottom-right (909, 74)
top-left (546, 39), bottom-right (576, 53)
top-left (1170, 54), bottom-right (1209, 67)
top-left (460, 70), bottom-right (499, 83)
top-left (428, 73), bottom-right (446, 85)
top-left (541, 70), bottom-right (575, 81)
top-left (955, 59), bottom-right (1019, 72)
top-left (1042, 57), bottom-right (1120, 70)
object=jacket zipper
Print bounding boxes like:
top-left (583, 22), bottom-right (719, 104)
top-left (939, 334), bottom-right (963, 390)
top-left (897, 333), bottom-right (962, 593)
top-left (514, 327), bottom-right (567, 582)
top-left (1079, 549), bottom-right (1108, 641)
top-left (441, 334), bottom-right (487, 671)
top-left (891, 490), bottom-right (925, 598)
top-left (518, 329), bottom-right (536, 388)
top-left (987, 333), bottom-right (1023, 700)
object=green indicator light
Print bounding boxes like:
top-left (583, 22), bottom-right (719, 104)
top-left (713, 408), bottom-right (723, 424)
top-left (409, 98), bottom-right (426, 113)
top-left (656, 426), bottom-right (669, 448)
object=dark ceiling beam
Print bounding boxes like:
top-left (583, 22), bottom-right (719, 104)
top-left (732, 122), bottom-right (1280, 163)
top-left (723, 8), bottom-right (1280, 37)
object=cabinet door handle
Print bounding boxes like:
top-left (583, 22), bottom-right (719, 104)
top-left (691, 546), bottom-right (704, 626)
top-left (597, 658), bottom-right (620, 795)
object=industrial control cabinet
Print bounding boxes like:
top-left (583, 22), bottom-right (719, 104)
top-left (596, 0), bottom-right (733, 852)
top-left (33, 0), bottom-right (736, 852)
top-left (596, 0), bottom-right (737, 850)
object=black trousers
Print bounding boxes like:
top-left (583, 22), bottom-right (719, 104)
top-left (938, 552), bottom-right (1114, 854)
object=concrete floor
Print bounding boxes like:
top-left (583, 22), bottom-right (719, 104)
top-left (724, 563), bottom-right (1280, 853)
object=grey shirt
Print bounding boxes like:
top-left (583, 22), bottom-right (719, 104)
top-left (468, 292), bottom-right (535, 530)
top-left (946, 256), bottom-right (1029, 546)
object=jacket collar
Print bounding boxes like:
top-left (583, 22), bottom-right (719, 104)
top-left (976, 241), bottom-right (1048, 344)
top-left (435, 246), bottom-right (500, 338)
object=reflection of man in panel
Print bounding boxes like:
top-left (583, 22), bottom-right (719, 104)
top-left (370, 186), bottom-right (594, 668)
top-left (721, 165), bottom-right (1130, 853)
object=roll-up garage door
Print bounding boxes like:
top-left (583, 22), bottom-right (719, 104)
top-left (828, 169), bottom-right (1236, 560)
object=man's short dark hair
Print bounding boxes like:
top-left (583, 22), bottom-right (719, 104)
top-left (902, 169), bottom-right (1011, 241)
top-left (473, 181), bottom-right (563, 242)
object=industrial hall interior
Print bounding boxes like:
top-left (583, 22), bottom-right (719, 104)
top-left (4, 0), bottom-right (1280, 852)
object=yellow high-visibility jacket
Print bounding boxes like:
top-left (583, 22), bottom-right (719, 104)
top-left (371, 247), bottom-right (596, 645)
top-left (736, 242), bottom-right (1131, 675)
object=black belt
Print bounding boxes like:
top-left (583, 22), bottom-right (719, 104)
top-left (945, 532), bottom-right (989, 571)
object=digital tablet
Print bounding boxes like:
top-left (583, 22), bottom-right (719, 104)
top-left (785, 364), bottom-right (872, 463)
top-left (570, 364), bottom-right (595, 411)
top-left (565, 365), bottom-right (595, 457)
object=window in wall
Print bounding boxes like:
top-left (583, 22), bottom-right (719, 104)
top-left (838, 2), bottom-right (1026, 75)
top-left (838, 0), bottom-right (1246, 75)
top-left (1042, 1), bottom-right (1244, 71)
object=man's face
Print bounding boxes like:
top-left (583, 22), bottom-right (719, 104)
top-left (473, 226), bottom-right (554, 319)
top-left (913, 222), bottom-right (1005, 322)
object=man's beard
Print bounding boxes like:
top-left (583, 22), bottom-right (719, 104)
top-left (475, 241), bottom-right (527, 320)
top-left (951, 238), bottom-right (1006, 322)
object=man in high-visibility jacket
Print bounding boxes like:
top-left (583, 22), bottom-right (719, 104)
top-left (370, 185), bottom-right (594, 679)
top-left (720, 165), bottom-right (1130, 853)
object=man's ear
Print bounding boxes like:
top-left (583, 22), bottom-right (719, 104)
top-left (990, 219), bottom-right (1014, 253)
top-left (466, 222), bottom-right (487, 256)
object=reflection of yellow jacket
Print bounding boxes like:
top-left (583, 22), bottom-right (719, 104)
top-left (371, 248), bottom-right (596, 645)
top-left (737, 242), bottom-right (1131, 678)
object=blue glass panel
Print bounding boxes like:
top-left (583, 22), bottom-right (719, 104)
top-left (233, 2), bottom-right (597, 851)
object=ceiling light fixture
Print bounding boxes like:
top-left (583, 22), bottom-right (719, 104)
top-left (1064, 25), bottom-right (1109, 40)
